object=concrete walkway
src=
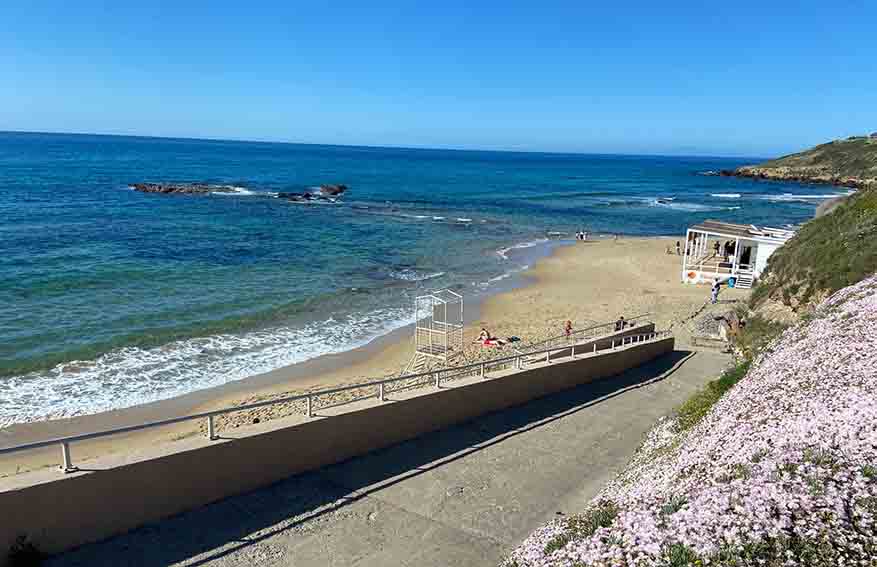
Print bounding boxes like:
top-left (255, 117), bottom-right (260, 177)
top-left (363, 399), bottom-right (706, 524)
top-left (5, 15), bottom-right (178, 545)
top-left (46, 349), bottom-right (728, 567)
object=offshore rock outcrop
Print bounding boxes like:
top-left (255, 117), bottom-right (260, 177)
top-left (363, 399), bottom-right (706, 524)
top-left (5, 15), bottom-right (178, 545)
top-left (131, 182), bottom-right (349, 202)
top-left (277, 184), bottom-right (347, 203)
top-left (131, 182), bottom-right (219, 194)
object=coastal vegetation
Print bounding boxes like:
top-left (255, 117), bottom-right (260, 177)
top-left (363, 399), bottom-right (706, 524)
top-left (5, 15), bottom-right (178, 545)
top-left (750, 185), bottom-right (877, 312)
top-left (506, 187), bottom-right (877, 566)
top-left (727, 134), bottom-right (877, 190)
top-left (506, 273), bottom-right (877, 566)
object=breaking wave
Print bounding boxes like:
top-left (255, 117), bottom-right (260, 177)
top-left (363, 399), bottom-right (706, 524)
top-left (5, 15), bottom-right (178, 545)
top-left (0, 306), bottom-right (414, 427)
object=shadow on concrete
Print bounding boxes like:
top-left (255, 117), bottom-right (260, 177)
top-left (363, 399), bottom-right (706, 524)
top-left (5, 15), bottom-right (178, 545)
top-left (49, 350), bottom-right (694, 567)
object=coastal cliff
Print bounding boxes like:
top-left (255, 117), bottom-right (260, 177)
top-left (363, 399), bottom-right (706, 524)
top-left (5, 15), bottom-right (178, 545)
top-left (722, 135), bottom-right (877, 190)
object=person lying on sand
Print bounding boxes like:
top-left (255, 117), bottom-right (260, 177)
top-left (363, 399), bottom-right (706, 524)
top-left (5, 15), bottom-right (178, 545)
top-left (475, 327), bottom-right (520, 347)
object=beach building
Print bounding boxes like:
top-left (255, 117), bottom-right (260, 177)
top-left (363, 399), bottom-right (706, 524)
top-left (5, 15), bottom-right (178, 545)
top-left (681, 220), bottom-right (795, 288)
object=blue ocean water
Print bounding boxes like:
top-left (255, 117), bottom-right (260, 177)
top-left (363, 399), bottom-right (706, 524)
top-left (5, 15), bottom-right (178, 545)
top-left (0, 132), bottom-right (848, 425)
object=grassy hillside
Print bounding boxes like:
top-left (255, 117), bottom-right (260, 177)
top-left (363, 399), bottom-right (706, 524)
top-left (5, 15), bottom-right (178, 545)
top-left (734, 135), bottom-right (877, 189)
top-left (750, 185), bottom-right (877, 310)
top-left (759, 136), bottom-right (877, 179)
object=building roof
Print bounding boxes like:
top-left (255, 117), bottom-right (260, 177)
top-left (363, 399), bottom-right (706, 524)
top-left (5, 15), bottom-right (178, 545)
top-left (689, 220), bottom-right (795, 243)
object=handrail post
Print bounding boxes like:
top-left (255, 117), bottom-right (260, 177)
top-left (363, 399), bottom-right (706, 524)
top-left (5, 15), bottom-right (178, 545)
top-left (571, 344), bottom-right (576, 359)
top-left (207, 415), bottom-right (218, 440)
top-left (593, 343), bottom-right (597, 354)
top-left (379, 382), bottom-right (385, 401)
top-left (306, 395), bottom-right (313, 417)
top-left (434, 372), bottom-right (440, 388)
top-left (611, 339), bottom-right (615, 349)
top-left (545, 350), bottom-right (550, 364)
top-left (480, 363), bottom-right (485, 378)
top-left (60, 442), bottom-right (77, 473)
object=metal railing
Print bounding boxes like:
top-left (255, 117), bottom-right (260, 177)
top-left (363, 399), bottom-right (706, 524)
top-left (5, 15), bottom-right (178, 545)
top-left (0, 328), bottom-right (671, 473)
top-left (518, 313), bottom-right (653, 354)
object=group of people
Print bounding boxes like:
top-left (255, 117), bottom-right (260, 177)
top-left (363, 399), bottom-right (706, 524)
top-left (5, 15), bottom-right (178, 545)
top-left (712, 240), bottom-right (737, 262)
top-left (575, 230), bottom-right (590, 241)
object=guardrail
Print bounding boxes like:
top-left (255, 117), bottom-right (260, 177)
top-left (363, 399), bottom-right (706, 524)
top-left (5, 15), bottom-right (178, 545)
top-left (0, 328), bottom-right (671, 474)
top-left (519, 313), bottom-right (652, 353)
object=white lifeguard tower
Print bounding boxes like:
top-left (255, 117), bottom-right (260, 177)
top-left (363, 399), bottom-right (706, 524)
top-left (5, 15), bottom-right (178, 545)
top-left (404, 289), bottom-right (464, 374)
top-left (681, 220), bottom-right (795, 289)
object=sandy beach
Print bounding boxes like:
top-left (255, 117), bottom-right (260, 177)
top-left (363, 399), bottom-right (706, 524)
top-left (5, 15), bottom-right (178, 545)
top-left (0, 237), bottom-right (746, 477)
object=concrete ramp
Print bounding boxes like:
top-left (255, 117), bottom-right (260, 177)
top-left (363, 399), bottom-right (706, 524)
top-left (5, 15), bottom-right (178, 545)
top-left (40, 349), bottom-right (730, 567)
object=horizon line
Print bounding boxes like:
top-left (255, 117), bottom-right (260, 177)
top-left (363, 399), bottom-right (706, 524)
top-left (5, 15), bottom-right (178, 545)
top-left (0, 129), bottom-right (770, 162)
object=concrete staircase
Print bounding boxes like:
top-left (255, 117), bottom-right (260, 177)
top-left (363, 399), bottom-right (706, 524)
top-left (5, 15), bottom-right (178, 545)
top-left (733, 273), bottom-right (754, 289)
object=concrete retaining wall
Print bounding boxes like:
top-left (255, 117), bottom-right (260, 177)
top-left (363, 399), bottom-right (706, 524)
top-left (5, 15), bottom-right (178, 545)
top-left (0, 337), bottom-right (673, 564)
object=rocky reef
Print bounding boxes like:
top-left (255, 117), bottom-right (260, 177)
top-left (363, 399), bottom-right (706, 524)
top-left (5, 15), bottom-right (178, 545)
top-left (130, 182), bottom-right (221, 194)
top-left (277, 184), bottom-right (347, 203)
top-left (131, 182), bottom-right (349, 202)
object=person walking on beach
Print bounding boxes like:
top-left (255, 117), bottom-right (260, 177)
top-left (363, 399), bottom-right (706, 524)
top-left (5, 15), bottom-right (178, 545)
top-left (564, 320), bottom-right (573, 338)
top-left (713, 241), bottom-right (720, 256)
top-left (615, 316), bottom-right (625, 331)
top-left (710, 280), bottom-right (720, 304)
top-left (675, 241), bottom-right (681, 255)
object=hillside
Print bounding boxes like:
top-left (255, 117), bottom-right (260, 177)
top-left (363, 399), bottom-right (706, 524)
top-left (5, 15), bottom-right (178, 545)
top-left (749, 185), bottom-right (877, 311)
top-left (505, 274), bottom-right (877, 566)
top-left (730, 135), bottom-right (877, 189)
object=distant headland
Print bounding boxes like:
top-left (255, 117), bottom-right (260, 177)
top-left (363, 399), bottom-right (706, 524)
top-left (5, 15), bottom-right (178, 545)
top-left (714, 133), bottom-right (877, 190)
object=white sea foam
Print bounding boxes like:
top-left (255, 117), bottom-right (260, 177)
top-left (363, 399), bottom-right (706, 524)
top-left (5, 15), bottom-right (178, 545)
top-left (0, 307), bottom-right (414, 427)
top-left (212, 186), bottom-right (258, 196)
top-left (388, 269), bottom-right (446, 282)
top-left (652, 200), bottom-right (719, 212)
top-left (496, 238), bottom-right (549, 260)
top-left (763, 192), bottom-right (852, 202)
top-left (711, 193), bottom-right (742, 198)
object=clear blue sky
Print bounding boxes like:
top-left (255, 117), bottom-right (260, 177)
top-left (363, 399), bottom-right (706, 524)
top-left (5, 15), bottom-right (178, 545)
top-left (1, 1), bottom-right (875, 157)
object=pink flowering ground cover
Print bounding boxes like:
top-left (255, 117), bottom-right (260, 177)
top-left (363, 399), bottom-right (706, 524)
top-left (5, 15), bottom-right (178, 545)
top-left (506, 274), bottom-right (877, 566)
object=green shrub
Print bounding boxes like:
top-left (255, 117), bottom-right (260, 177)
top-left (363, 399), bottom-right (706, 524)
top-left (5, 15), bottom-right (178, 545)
top-left (663, 542), bottom-right (701, 566)
top-left (750, 186), bottom-right (877, 311)
top-left (734, 315), bottom-right (789, 359)
top-left (677, 360), bottom-right (751, 431)
top-left (543, 500), bottom-right (619, 554)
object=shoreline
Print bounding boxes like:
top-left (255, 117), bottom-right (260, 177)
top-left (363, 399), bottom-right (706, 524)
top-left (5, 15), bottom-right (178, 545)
top-left (0, 236), bottom-right (747, 476)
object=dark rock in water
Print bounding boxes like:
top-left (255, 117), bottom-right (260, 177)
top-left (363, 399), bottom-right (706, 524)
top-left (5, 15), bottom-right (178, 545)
top-left (277, 184), bottom-right (348, 203)
top-left (131, 182), bottom-right (216, 194)
top-left (319, 184), bottom-right (347, 196)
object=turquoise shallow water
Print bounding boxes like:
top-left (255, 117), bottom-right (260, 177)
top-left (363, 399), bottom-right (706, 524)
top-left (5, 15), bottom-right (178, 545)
top-left (0, 132), bottom-right (849, 425)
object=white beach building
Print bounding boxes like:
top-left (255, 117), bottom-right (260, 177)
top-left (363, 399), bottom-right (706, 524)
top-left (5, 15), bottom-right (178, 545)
top-left (681, 220), bottom-right (795, 289)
